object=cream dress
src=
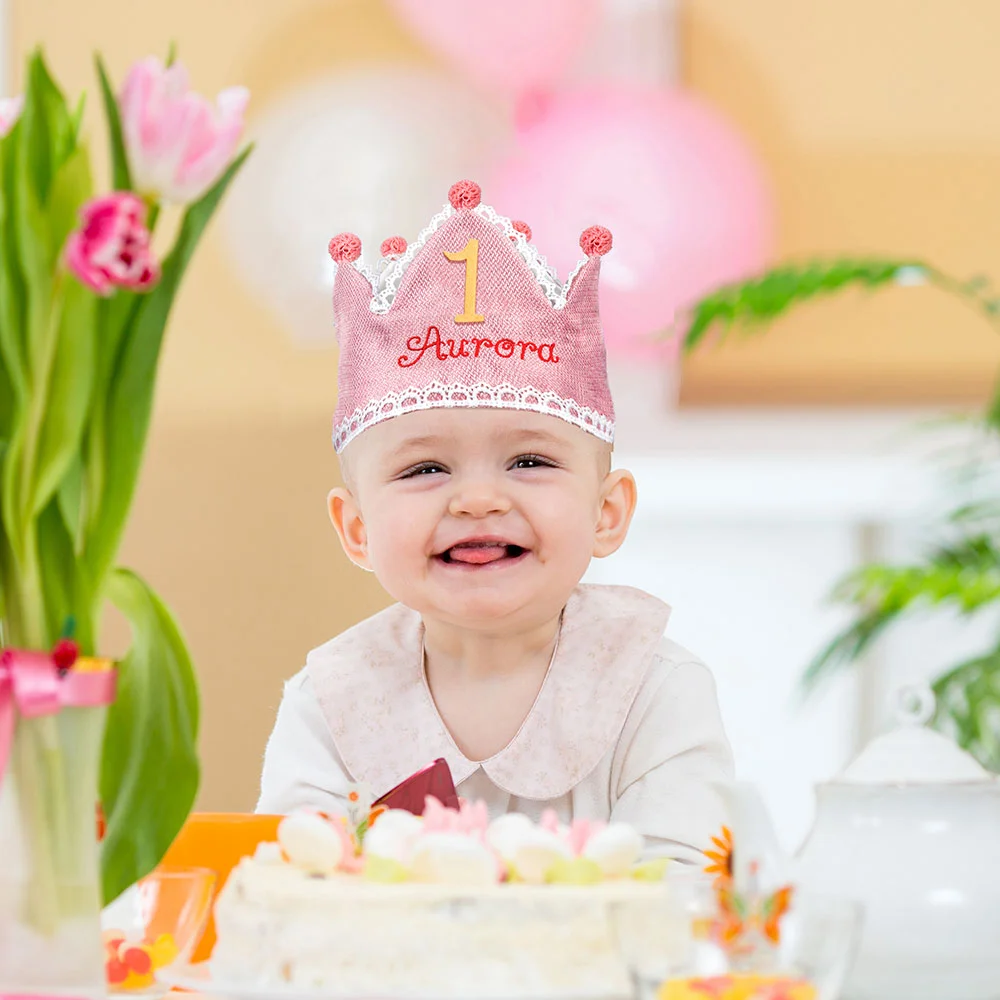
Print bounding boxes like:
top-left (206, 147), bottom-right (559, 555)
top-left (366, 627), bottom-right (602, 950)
top-left (257, 584), bottom-right (733, 864)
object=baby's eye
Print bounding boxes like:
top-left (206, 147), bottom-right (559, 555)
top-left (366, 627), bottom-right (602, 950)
top-left (510, 454), bottom-right (554, 470)
top-left (399, 462), bottom-right (447, 479)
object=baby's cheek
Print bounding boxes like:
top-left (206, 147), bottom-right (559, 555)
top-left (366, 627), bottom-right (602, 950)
top-left (363, 530), bottom-right (419, 605)
top-left (366, 510), bottom-right (423, 570)
top-left (542, 503), bottom-right (599, 557)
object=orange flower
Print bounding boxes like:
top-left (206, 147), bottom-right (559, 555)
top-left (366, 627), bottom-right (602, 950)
top-left (348, 790), bottom-right (360, 803)
top-left (704, 825), bottom-right (733, 886)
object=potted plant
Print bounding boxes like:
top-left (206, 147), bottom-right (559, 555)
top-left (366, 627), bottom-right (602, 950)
top-left (682, 260), bottom-right (1000, 770)
top-left (0, 48), bottom-right (249, 991)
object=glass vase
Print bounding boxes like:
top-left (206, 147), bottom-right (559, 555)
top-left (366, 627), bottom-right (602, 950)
top-left (0, 672), bottom-right (110, 997)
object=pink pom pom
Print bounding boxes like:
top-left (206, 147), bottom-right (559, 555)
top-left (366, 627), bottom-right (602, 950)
top-left (380, 236), bottom-right (408, 258)
top-left (579, 225), bottom-right (613, 257)
top-left (448, 180), bottom-right (482, 210)
top-left (328, 233), bottom-right (362, 262)
top-left (511, 219), bottom-right (532, 241)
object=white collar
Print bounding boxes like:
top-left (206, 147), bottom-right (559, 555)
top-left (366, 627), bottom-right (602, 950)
top-left (307, 584), bottom-right (670, 800)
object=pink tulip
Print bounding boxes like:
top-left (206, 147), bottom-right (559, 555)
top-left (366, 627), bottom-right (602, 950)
top-left (119, 57), bottom-right (248, 205)
top-left (0, 95), bottom-right (23, 137)
top-left (65, 192), bottom-right (159, 296)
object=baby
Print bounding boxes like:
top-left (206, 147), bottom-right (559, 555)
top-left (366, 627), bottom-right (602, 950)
top-left (257, 181), bottom-right (733, 863)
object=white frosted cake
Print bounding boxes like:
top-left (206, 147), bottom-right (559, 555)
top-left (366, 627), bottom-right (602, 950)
top-left (211, 798), bottom-right (670, 998)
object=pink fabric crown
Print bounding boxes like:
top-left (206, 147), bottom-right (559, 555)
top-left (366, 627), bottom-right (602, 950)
top-left (329, 180), bottom-right (615, 453)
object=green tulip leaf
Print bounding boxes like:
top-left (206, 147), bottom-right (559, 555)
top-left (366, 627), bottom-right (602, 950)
top-left (85, 146), bottom-right (251, 586)
top-left (19, 50), bottom-right (76, 205)
top-left (95, 54), bottom-right (133, 191)
top-left (100, 567), bottom-right (199, 904)
top-left (45, 143), bottom-right (92, 267)
top-left (0, 121), bottom-right (28, 410)
top-left (29, 277), bottom-right (96, 519)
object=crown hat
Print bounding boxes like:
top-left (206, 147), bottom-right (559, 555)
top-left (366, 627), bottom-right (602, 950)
top-left (329, 180), bottom-right (615, 453)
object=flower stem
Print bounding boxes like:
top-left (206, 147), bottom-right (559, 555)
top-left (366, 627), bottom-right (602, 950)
top-left (11, 720), bottom-right (62, 935)
top-left (6, 530), bottom-right (48, 650)
top-left (18, 272), bottom-right (67, 539)
top-left (4, 706), bottom-right (105, 937)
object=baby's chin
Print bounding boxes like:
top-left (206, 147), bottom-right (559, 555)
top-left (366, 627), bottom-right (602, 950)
top-left (398, 580), bottom-right (573, 633)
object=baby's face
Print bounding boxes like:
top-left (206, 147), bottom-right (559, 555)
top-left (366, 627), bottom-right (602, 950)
top-left (329, 408), bottom-right (636, 632)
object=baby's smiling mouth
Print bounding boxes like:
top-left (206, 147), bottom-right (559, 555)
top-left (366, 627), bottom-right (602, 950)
top-left (435, 539), bottom-right (528, 566)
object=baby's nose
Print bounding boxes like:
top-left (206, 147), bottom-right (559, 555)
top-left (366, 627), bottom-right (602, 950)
top-left (448, 478), bottom-right (512, 518)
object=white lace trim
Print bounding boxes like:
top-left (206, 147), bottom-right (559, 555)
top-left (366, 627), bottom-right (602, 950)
top-left (368, 202), bottom-right (454, 311)
top-left (334, 381), bottom-right (614, 452)
top-left (359, 201), bottom-right (591, 315)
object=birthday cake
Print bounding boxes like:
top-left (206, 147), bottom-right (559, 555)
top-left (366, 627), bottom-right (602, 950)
top-left (211, 797), bottom-right (670, 999)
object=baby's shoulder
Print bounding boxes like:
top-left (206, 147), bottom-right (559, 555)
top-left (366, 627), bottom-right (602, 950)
top-left (633, 636), bottom-right (721, 711)
top-left (650, 635), bottom-right (711, 673)
top-left (283, 664), bottom-right (311, 692)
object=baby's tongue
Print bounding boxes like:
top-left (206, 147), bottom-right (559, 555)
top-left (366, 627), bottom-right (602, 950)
top-left (447, 543), bottom-right (508, 565)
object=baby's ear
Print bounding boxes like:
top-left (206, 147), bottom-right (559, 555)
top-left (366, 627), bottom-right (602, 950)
top-left (593, 469), bottom-right (637, 559)
top-left (328, 487), bottom-right (372, 571)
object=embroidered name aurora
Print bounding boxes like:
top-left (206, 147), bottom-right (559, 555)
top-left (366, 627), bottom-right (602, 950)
top-left (397, 326), bottom-right (560, 368)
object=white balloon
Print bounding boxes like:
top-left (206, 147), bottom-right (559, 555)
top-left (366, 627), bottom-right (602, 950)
top-left (223, 66), bottom-right (508, 346)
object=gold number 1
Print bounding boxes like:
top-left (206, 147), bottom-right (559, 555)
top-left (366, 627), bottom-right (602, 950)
top-left (444, 238), bottom-right (486, 324)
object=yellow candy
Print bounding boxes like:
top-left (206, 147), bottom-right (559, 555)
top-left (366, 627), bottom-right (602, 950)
top-left (545, 857), bottom-right (603, 885)
top-left (630, 857), bottom-right (671, 882)
top-left (658, 974), bottom-right (817, 1000)
top-left (659, 980), bottom-right (713, 1000)
top-left (363, 855), bottom-right (410, 883)
top-left (149, 932), bottom-right (179, 969)
top-left (729, 976), bottom-right (766, 1000)
top-left (120, 967), bottom-right (155, 992)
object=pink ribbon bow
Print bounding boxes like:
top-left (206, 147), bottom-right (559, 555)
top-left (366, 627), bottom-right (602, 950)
top-left (0, 649), bottom-right (117, 785)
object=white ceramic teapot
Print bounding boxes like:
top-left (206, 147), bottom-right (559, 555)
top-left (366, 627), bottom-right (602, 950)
top-left (721, 686), bottom-right (1000, 1000)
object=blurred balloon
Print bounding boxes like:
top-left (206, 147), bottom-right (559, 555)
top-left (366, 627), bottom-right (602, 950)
top-left (387, 0), bottom-right (601, 99)
top-left (222, 66), bottom-right (508, 345)
top-left (488, 86), bottom-right (773, 355)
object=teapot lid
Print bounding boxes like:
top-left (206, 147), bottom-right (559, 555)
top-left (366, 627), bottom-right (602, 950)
top-left (838, 685), bottom-right (992, 785)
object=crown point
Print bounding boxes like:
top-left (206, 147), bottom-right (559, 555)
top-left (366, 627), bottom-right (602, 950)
top-left (380, 236), bottom-right (407, 258)
top-left (511, 220), bottom-right (532, 242)
top-left (580, 225), bottom-right (613, 257)
top-left (328, 233), bottom-right (362, 263)
top-left (448, 180), bottom-right (482, 210)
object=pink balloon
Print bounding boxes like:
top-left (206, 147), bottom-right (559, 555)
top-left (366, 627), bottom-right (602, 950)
top-left (388, 0), bottom-right (601, 98)
top-left (488, 86), bottom-right (773, 354)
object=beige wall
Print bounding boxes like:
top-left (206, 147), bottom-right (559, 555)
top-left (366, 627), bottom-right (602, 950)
top-left (11, 0), bottom-right (1000, 808)
top-left (680, 0), bottom-right (1000, 403)
top-left (116, 418), bottom-right (390, 811)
